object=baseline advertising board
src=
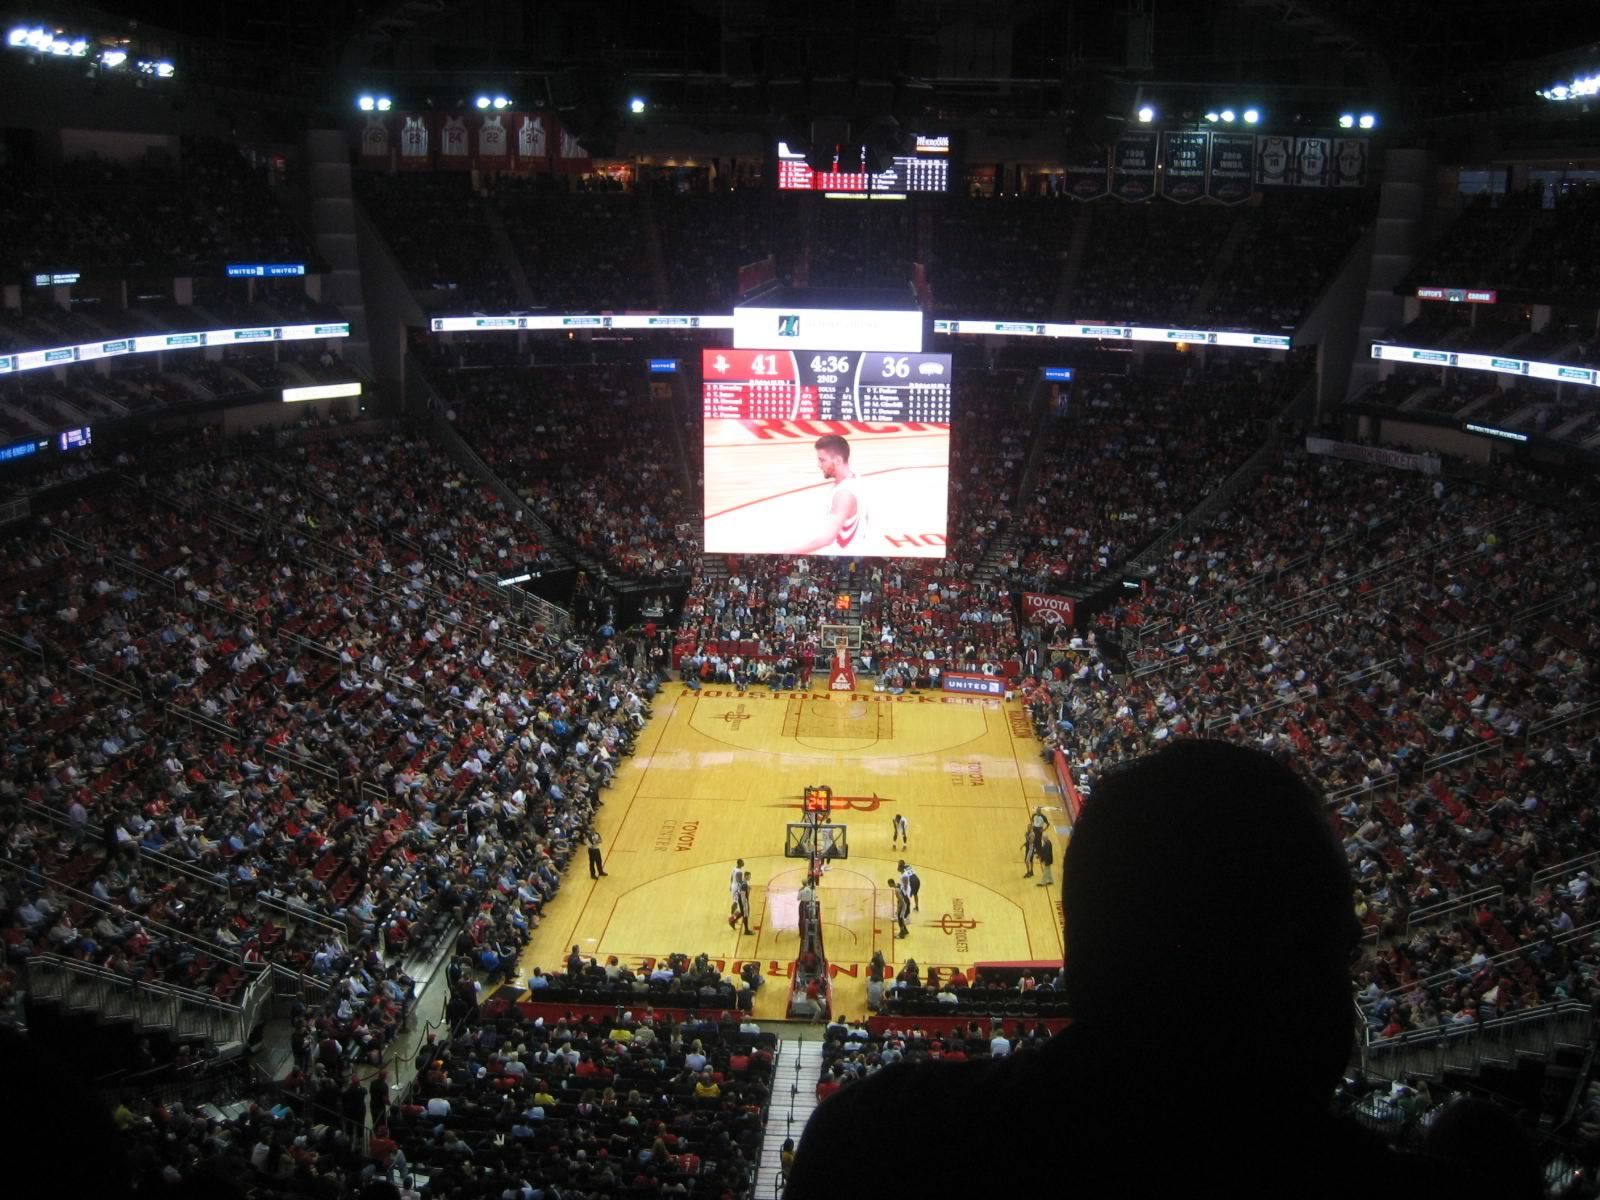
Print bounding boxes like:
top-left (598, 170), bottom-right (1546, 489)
top-left (942, 671), bottom-right (1006, 697)
top-left (701, 348), bottom-right (951, 559)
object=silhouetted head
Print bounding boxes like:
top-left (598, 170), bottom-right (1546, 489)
top-left (1062, 740), bottom-right (1359, 1103)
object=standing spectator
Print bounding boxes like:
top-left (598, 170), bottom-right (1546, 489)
top-left (369, 1069), bottom-right (390, 1126)
top-left (341, 1075), bottom-right (368, 1141)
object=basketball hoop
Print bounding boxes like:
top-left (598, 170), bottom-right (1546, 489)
top-left (827, 636), bottom-right (856, 693)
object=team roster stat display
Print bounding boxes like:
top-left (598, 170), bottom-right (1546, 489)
top-left (701, 348), bottom-right (952, 560)
top-left (776, 135), bottom-right (953, 196)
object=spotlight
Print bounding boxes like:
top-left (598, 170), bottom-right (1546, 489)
top-left (1358, 113), bottom-right (1376, 129)
top-left (629, 97), bottom-right (646, 114)
top-left (1136, 105), bottom-right (1154, 123)
top-left (1219, 109), bottom-right (1235, 123)
top-left (6, 28), bottom-right (28, 47)
top-left (377, 97), bottom-right (391, 112)
top-left (99, 49), bottom-right (126, 68)
top-left (1338, 113), bottom-right (1355, 128)
top-left (475, 95), bottom-right (490, 109)
top-left (493, 95), bottom-right (508, 110)
top-left (1204, 111), bottom-right (1219, 123)
top-left (1243, 108), bottom-right (1260, 124)
top-left (358, 95), bottom-right (375, 111)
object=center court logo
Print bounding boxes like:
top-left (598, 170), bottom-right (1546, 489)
top-left (777, 314), bottom-right (800, 337)
top-left (720, 704), bottom-right (751, 729)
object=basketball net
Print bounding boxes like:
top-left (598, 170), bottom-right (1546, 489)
top-left (827, 637), bottom-right (856, 693)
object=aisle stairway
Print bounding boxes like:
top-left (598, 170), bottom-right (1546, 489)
top-left (757, 1036), bottom-right (826, 1197)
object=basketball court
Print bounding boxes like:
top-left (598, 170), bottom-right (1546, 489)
top-left (515, 678), bottom-right (1066, 1020)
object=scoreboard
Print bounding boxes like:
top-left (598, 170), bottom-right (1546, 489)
top-left (702, 349), bottom-right (952, 423)
top-left (775, 137), bottom-right (952, 195)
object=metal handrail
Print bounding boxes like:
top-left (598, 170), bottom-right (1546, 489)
top-left (1532, 851), bottom-right (1600, 890)
top-left (0, 857), bottom-right (248, 966)
top-left (28, 952), bottom-right (240, 1014)
top-left (68, 660), bottom-right (143, 701)
top-left (20, 796), bottom-right (348, 946)
top-left (1404, 885), bottom-right (1504, 937)
top-left (1358, 999), bottom-right (1593, 1066)
top-left (1527, 700), bottom-right (1600, 740)
top-left (1423, 739), bottom-right (1503, 773)
top-left (1326, 774), bottom-right (1400, 805)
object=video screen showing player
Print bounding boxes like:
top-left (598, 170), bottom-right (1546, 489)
top-left (701, 348), bottom-right (951, 558)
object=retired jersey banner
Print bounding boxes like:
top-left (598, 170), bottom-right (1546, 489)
top-left (476, 113), bottom-right (509, 165)
top-left (1022, 592), bottom-right (1077, 627)
top-left (1160, 131), bottom-right (1208, 202)
top-left (1256, 135), bottom-right (1294, 187)
top-left (555, 124), bottom-right (592, 174)
top-left (1333, 137), bottom-right (1368, 188)
top-left (438, 116), bottom-right (470, 168)
top-left (1207, 133), bottom-right (1254, 203)
top-left (1295, 137), bottom-right (1330, 188)
top-left (515, 112), bottom-right (550, 171)
top-left (1063, 146), bottom-right (1110, 201)
top-left (359, 116), bottom-right (390, 168)
top-left (397, 115), bottom-right (431, 170)
top-left (1111, 132), bottom-right (1157, 202)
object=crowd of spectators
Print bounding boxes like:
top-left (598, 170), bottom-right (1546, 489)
top-left (0, 136), bottom-right (318, 279)
top-left (1071, 203), bottom-right (1235, 325)
top-left (440, 363), bottom-right (697, 579)
top-left (495, 186), bottom-right (658, 313)
top-left (812, 1010), bottom-right (1057, 1103)
top-left (3, 426), bottom-right (660, 1063)
top-left (1029, 450), bottom-right (1600, 1030)
top-left (654, 192), bottom-right (797, 312)
top-left (929, 199), bottom-right (1073, 320)
top-left (108, 1000), bottom-right (773, 1198)
top-left (1007, 354), bottom-right (1303, 590)
top-left (1402, 186), bottom-right (1600, 304)
top-left (354, 172), bottom-right (519, 314)
top-left (1203, 191), bottom-right (1375, 330)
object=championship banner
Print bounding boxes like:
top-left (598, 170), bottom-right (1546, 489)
top-left (1207, 133), bottom-right (1254, 203)
top-left (1295, 137), bottom-right (1330, 188)
top-left (1022, 592), bottom-right (1076, 627)
top-left (476, 113), bottom-right (509, 166)
top-left (1255, 135), bottom-right (1294, 187)
top-left (438, 115), bottom-right (470, 169)
top-left (514, 112), bottom-right (549, 171)
top-left (1160, 131), bottom-right (1208, 203)
top-left (555, 124), bottom-right (592, 174)
top-left (1333, 137), bottom-right (1368, 188)
top-left (1063, 148), bottom-right (1110, 201)
top-left (359, 116), bottom-right (391, 168)
top-left (397, 114), bottom-right (431, 170)
top-left (1111, 132), bottom-right (1157, 202)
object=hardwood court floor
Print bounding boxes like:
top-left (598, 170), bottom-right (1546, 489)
top-left (515, 680), bottom-right (1066, 1021)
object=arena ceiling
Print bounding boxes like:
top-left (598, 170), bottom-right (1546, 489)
top-left (40, 0), bottom-right (1600, 123)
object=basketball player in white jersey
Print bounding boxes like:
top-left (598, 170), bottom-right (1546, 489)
top-left (786, 434), bottom-right (869, 555)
